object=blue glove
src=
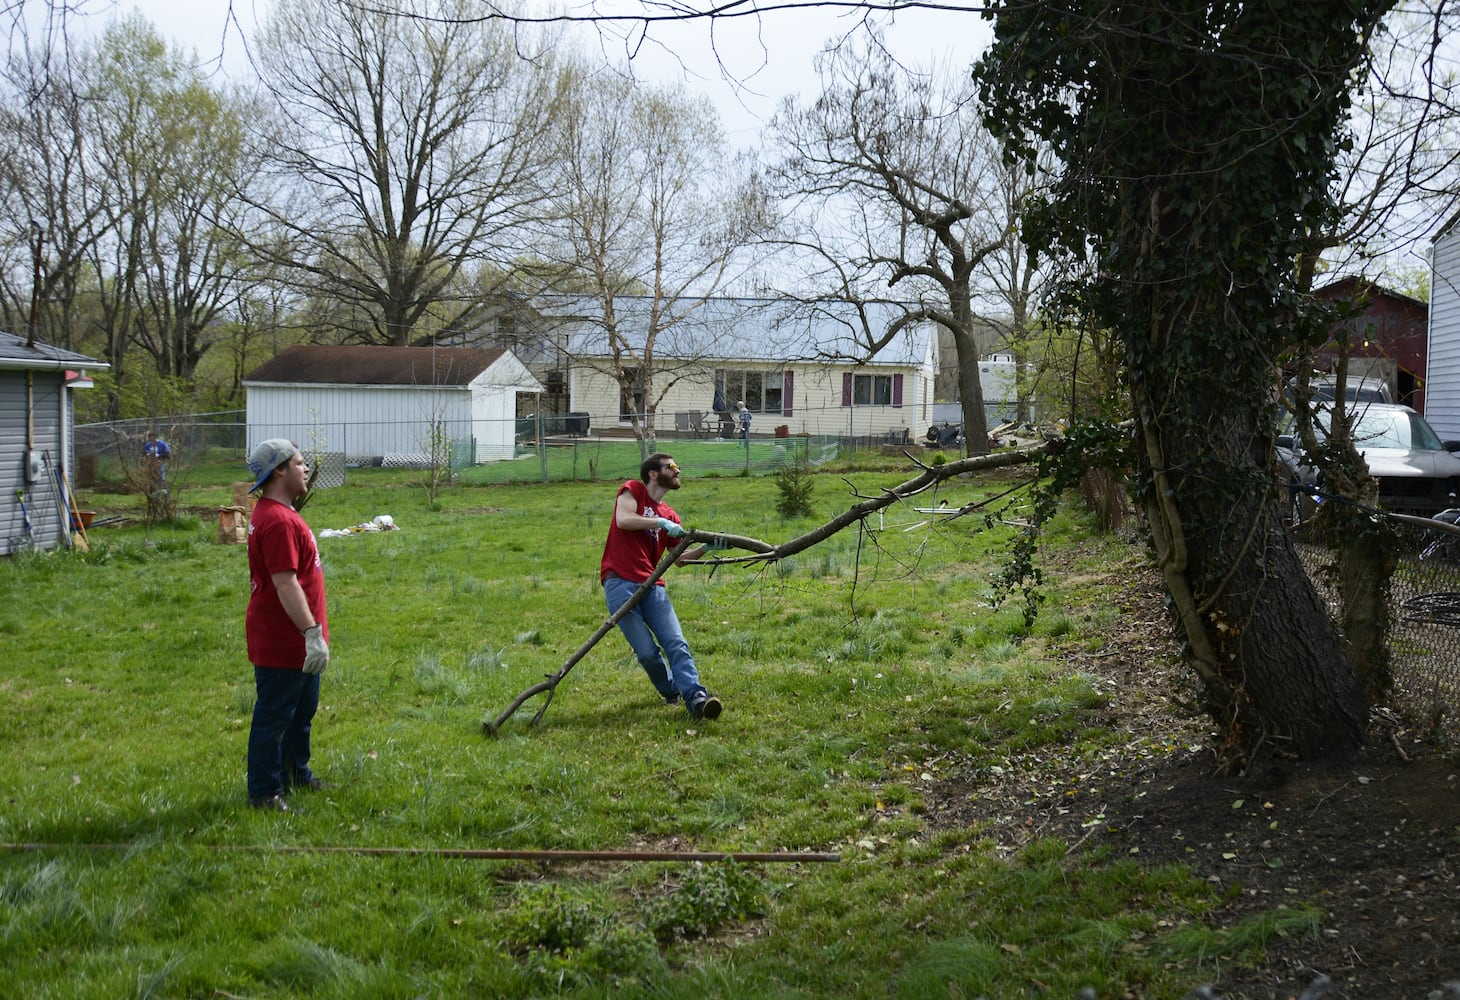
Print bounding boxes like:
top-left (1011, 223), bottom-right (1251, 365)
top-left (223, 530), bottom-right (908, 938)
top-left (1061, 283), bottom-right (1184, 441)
top-left (656, 517), bottom-right (685, 538)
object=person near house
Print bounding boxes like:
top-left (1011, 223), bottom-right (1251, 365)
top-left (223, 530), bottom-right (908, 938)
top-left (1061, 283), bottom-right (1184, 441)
top-left (600, 452), bottom-right (724, 721)
top-left (144, 431), bottom-right (170, 491)
top-left (737, 401), bottom-right (751, 442)
top-left (244, 439), bottom-right (330, 812)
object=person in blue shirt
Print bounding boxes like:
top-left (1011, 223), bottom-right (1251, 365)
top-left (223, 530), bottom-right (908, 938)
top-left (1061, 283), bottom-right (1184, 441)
top-left (144, 431), bottom-right (171, 491)
top-left (737, 401), bottom-right (751, 443)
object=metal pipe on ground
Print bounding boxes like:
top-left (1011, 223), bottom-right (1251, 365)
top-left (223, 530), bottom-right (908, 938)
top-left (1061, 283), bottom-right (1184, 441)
top-left (1, 842), bottom-right (839, 864)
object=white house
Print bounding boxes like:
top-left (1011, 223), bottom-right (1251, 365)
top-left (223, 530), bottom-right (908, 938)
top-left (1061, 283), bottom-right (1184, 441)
top-left (1426, 213), bottom-right (1460, 439)
top-left (244, 345), bottom-right (543, 464)
top-left (1, 331), bottom-right (107, 555)
top-left (554, 297), bottom-right (937, 443)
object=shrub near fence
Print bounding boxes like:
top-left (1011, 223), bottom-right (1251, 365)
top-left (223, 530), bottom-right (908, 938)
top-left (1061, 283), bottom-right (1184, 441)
top-left (74, 413), bottom-right (248, 488)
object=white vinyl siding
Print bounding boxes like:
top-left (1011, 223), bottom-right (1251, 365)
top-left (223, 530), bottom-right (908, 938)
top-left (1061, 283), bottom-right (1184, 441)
top-left (1427, 226), bottom-right (1460, 439)
top-left (246, 385), bottom-right (472, 460)
top-left (1, 370), bottom-right (68, 555)
top-left (245, 353), bottom-right (540, 463)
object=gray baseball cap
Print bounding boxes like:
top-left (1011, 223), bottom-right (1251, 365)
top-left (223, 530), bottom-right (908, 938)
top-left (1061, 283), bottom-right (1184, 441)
top-left (247, 439), bottom-right (299, 493)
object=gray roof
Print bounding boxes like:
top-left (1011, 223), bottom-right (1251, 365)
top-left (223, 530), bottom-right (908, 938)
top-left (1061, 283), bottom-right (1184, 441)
top-left (0, 331), bottom-right (109, 373)
top-left (244, 345), bottom-right (511, 387)
top-left (552, 296), bottom-right (933, 367)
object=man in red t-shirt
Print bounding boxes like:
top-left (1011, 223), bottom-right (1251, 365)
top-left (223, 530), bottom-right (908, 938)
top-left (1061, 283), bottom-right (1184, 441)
top-left (244, 439), bottom-right (330, 811)
top-left (601, 452), bottom-right (723, 720)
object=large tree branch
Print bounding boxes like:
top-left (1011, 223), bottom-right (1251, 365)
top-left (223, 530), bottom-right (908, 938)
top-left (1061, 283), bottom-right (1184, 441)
top-left (483, 444), bottom-right (1048, 735)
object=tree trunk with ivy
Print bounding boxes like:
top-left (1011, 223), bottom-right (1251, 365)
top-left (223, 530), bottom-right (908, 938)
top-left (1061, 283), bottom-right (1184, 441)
top-left (976, 0), bottom-right (1392, 760)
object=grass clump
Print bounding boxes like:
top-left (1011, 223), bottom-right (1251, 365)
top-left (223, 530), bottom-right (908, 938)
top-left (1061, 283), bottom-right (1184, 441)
top-left (643, 862), bottom-right (768, 942)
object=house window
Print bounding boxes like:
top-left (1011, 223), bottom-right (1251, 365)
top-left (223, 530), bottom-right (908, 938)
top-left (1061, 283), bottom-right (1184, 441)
top-left (841, 372), bottom-right (903, 408)
top-left (853, 374), bottom-right (892, 406)
top-left (721, 369), bottom-right (786, 412)
top-left (764, 372), bottom-right (784, 412)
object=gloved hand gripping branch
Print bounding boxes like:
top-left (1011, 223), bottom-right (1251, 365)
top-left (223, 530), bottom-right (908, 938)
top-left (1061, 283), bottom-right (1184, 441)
top-left (656, 517), bottom-right (686, 538)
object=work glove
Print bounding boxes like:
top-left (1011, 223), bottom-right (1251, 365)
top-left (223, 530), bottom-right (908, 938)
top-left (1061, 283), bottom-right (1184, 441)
top-left (302, 625), bottom-right (330, 675)
top-left (656, 518), bottom-right (686, 538)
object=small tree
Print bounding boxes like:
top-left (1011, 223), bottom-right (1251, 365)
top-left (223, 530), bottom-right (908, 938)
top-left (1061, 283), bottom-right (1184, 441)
top-left (421, 416), bottom-right (454, 508)
top-left (539, 61), bottom-right (770, 456)
top-left (773, 445), bottom-right (816, 519)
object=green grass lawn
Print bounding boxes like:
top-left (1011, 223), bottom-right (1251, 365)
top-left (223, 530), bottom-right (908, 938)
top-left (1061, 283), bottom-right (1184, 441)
top-left (1, 464), bottom-right (1272, 998)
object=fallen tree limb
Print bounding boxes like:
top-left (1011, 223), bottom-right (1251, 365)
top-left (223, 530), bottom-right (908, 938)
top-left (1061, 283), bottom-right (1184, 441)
top-left (483, 444), bottom-right (1049, 734)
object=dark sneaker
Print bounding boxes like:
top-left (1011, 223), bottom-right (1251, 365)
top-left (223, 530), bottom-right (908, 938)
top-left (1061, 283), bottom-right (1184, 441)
top-left (689, 693), bottom-right (722, 721)
top-left (288, 776), bottom-right (328, 793)
top-left (249, 794), bottom-right (289, 812)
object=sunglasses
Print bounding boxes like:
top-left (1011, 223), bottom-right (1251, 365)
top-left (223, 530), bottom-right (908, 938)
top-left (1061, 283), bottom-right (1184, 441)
top-left (660, 461), bottom-right (680, 474)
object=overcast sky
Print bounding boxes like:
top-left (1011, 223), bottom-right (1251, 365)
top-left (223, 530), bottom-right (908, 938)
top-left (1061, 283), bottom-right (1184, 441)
top-left (82, 0), bottom-right (993, 145)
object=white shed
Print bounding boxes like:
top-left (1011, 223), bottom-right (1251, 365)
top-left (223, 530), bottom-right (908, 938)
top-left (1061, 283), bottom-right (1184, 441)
top-left (244, 345), bottom-right (542, 464)
top-left (1425, 213), bottom-right (1460, 439)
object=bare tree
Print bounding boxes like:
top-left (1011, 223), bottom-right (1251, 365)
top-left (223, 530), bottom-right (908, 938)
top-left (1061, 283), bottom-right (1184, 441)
top-left (765, 36), bottom-right (1021, 455)
top-left (536, 60), bottom-right (772, 453)
top-left (69, 16), bottom-right (267, 417)
top-left (252, 0), bottom-right (566, 347)
top-left (0, 34), bottom-right (116, 353)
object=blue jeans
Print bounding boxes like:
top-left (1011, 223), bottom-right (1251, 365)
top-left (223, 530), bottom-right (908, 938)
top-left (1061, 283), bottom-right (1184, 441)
top-left (247, 666), bottom-right (320, 799)
top-left (604, 574), bottom-right (706, 705)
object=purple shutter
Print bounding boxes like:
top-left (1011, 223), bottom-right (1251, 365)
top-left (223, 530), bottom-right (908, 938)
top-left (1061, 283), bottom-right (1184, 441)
top-left (783, 370), bottom-right (794, 416)
top-left (893, 373), bottom-right (904, 407)
top-left (842, 372), bottom-right (853, 407)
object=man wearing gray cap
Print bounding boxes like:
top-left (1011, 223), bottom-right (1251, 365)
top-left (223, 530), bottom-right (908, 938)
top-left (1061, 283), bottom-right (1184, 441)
top-left (244, 439), bottom-right (329, 812)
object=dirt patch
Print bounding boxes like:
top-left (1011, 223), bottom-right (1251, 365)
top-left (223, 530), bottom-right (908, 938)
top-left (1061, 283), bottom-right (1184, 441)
top-left (922, 551), bottom-right (1460, 999)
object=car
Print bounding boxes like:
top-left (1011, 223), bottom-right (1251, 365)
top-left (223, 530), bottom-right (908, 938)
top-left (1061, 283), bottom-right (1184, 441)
top-left (1278, 374), bottom-right (1394, 415)
top-left (1276, 402), bottom-right (1460, 525)
top-left (1306, 374), bottom-right (1394, 405)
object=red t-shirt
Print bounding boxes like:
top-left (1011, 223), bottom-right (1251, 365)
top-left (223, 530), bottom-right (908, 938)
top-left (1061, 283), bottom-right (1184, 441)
top-left (246, 497), bottom-right (328, 669)
top-left (600, 479), bottom-right (680, 585)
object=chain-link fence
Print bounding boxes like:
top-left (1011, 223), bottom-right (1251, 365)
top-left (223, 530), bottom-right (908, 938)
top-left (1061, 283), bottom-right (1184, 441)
top-left (73, 411), bottom-right (939, 489)
top-left (1295, 515), bottom-right (1460, 741)
top-left (73, 412), bottom-right (249, 488)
